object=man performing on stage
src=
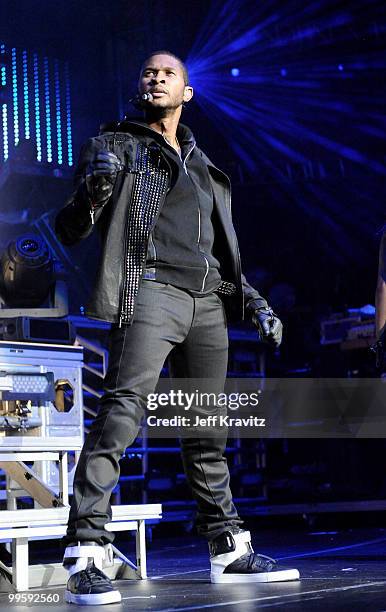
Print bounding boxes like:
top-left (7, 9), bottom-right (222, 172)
top-left (55, 50), bottom-right (300, 605)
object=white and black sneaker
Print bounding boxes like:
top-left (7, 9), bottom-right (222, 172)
top-left (63, 541), bottom-right (121, 605)
top-left (209, 530), bottom-right (300, 584)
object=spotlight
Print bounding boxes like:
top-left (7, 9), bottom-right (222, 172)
top-left (338, 64), bottom-right (344, 71)
top-left (0, 233), bottom-right (71, 343)
top-left (280, 68), bottom-right (287, 77)
top-left (0, 234), bottom-right (54, 308)
top-left (231, 68), bottom-right (240, 77)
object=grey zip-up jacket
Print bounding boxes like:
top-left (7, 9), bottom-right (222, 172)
top-left (54, 121), bottom-right (269, 326)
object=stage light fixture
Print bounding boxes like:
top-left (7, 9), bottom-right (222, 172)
top-left (0, 234), bottom-right (54, 308)
top-left (0, 233), bottom-right (70, 341)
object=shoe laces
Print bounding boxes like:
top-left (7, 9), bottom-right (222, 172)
top-left (81, 563), bottom-right (108, 587)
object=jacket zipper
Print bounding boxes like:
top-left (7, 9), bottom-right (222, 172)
top-left (182, 143), bottom-right (210, 292)
top-left (183, 143), bottom-right (195, 174)
top-left (197, 206), bottom-right (210, 292)
top-left (149, 232), bottom-right (157, 262)
top-left (157, 139), bottom-right (210, 293)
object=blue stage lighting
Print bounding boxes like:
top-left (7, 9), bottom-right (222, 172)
top-left (231, 68), bottom-right (240, 77)
top-left (64, 62), bottom-right (73, 166)
top-left (1, 45), bottom-right (73, 168)
top-left (0, 44), bottom-right (5, 86)
top-left (186, 0), bottom-right (385, 185)
top-left (2, 103), bottom-right (8, 161)
top-left (22, 51), bottom-right (30, 140)
top-left (54, 60), bottom-right (63, 165)
top-left (43, 57), bottom-right (52, 163)
top-left (33, 53), bottom-right (42, 162)
top-left (11, 48), bottom-right (19, 146)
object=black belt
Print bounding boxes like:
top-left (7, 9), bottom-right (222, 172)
top-left (143, 268), bottom-right (236, 296)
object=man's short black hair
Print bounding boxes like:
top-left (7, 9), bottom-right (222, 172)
top-left (141, 50), bottom-right (189, 86)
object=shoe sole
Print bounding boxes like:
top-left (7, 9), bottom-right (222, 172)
top-left (211, 568), bottom-right (300, 583)
top-left (64, 589), bottom-right (122, 605)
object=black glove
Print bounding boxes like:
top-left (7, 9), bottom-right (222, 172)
top-left (252, 306), bottom-right (283, 348)
top-left (85, 151), bottom-right (124, 210)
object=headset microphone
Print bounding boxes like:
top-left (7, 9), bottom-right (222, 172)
top-left (129, 92), bottom-right (154, 109)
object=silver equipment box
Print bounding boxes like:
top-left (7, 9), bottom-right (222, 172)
top-left (0, 340), bottom-right (84, 451)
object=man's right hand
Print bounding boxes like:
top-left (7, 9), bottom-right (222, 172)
top-left (85, 151), bottom-right (124, 208)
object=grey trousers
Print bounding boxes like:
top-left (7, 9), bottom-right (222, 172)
top-left (63, 280), bottom-right (243, 547)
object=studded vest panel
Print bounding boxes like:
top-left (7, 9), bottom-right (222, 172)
top-left (119, 142), bottom-right (169, 325)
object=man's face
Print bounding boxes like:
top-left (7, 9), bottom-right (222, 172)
top-left (138, 54), bottom-right (193, 110)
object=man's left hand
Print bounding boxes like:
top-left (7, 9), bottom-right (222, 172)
top-left (252, 307), bottom-right (283, 347)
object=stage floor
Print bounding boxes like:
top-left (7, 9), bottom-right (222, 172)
top-left (2, 527), bottom-right (386, 610)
